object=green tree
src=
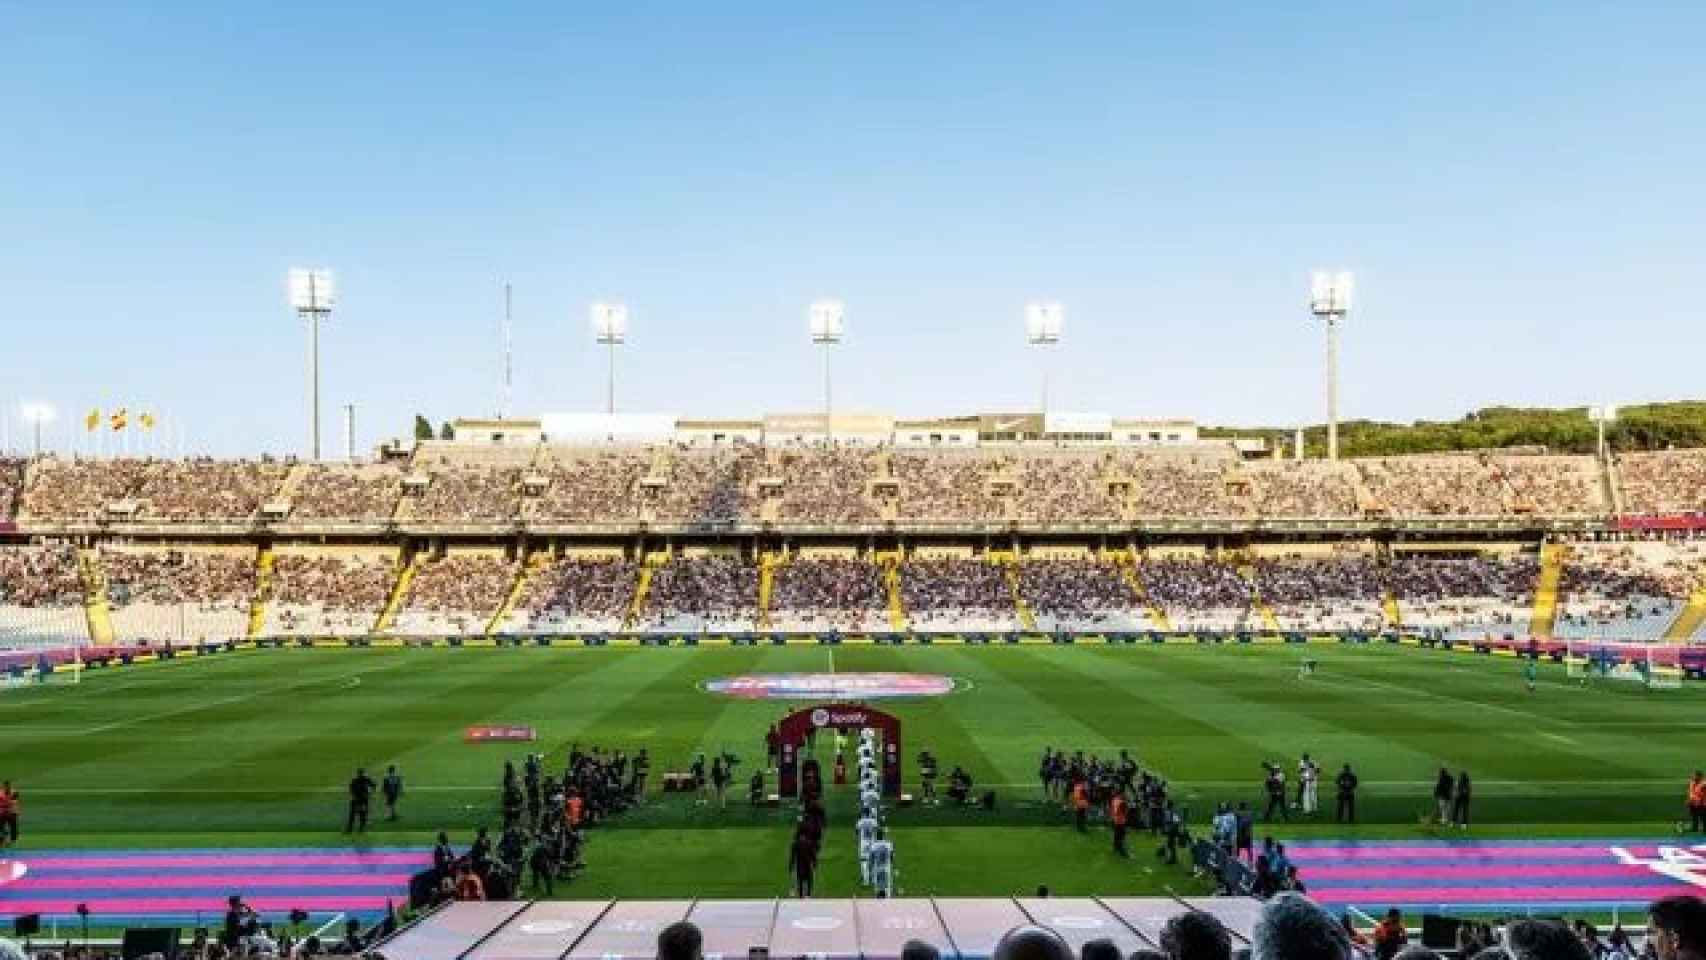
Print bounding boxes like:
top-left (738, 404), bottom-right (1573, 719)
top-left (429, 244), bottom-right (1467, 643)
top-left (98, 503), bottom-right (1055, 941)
top-left (413, 415), bottom-right (433, 442)
top-left (439, 422), bottom-right (455, 441)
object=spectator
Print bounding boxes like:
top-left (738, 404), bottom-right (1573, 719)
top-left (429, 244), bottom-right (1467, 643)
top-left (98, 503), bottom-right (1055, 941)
top-left (903, 940), bottom-right (944, 960)
top-left (657, 921), bottom-right (704, 960)
top-left (1502, 919), bottom-right (1593, 960)
top-left (994, 926), bottom-right (1076, 960)
top-left (1647, 895), bottom-right (1706, 960)
top-left (1251, 893), bottom-right (1352, 960)
top-left (1161, 910), bottom-right (1233, 960)
top-left (1373, 909), bottom-right (1408, 960)
top-left (1083, 940), bottom-right (1124, 960)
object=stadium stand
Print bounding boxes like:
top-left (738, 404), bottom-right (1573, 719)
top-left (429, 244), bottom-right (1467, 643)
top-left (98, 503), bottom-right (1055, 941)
top-left (0, 543), bottom-right (86, 645)
top-left (1245, 460), bottom-right (1363, 518)
top-left (1012, 452), bottom-right (1123, 525)
top-left (1618, 449), bottom-right (1706, 513)
top-left (1355, 455), bottom-right (1507, 516)
top-left (504, 555), bottom-right (637, 633)
top-left (1252, 553), bottom-right (1386, 632)
top-left (892, 451), bottom-right (1009, 524)
top-left (0, 456), bottom-right (23, 521)
top-left (640, 555), bottom-right (759, 631)
top-left (266, 550), bottom-right (396, 636)
top-left (776, 448), bottom-right (883, 525)
top-left (528, 448), bottom-right (649, 524)
top-left (1125, 451), bottom-right (1252, 519)
top-left (1554, 539), bottom-right (1706, 639)
top-left (1137, 555), bottom-right (1252, 630)
top-left (901, 556), bottom-right (1020, 631)
top-left (101, 545), bottom-right (255, 641)
top-left (768, 555), bottom-right (888, 632)
top-left (288, 462), bottom-right (406, 523)
top-left (392, 552), bottom-right (517, 636)
top-left (652, 448), bottom-right (765, 526)
top-left (1389, 553), bottom-right (1538, 638)
top-left (1019, 555), bottom-right (1153, 631)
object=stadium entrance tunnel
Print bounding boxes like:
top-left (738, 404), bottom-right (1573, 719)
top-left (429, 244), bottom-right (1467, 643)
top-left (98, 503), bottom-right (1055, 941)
top-left (778, 703), bottom-right (902, 798)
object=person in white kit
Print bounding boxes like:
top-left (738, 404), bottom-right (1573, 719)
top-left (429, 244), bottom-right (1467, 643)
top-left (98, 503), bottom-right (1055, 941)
top-left (855, 807), bottom-right (880, 884)
top-left (867, 827), bottom-right (895, 897)
top-left (1297, 753), bottom-right (1319, 815)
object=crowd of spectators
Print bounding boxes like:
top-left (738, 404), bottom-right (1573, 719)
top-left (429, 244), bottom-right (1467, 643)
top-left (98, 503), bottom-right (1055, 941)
top-left (901, 557), bottom-right (1016, 629)
top-left (412, 466), bottom-right (523, 524)
top-left (1619, 450), bottom-right (1706, 514)
top-left (1014, 454), bottom-right (1123, 525)
top-left (21, 457), bottom-right (289, 521)
top-left (394, 555), bottom-right (516, 634)
top-left (0, 457), bottom-right (24, 520)
top-left (893, 452), bottom-right (1009, 523)
top-left (529, 451), bottom-right (649, 523)
top-left (289, 464), bottom-right (405, 523)
top-left (1389, 554), bottom-right (1538, 632)
top-left (1020, 557), bottom-right (1149, 630)
top-left (777, 449), bottom-right (881, 525)
top-left (1246, 461), bottom-right (1361, 517)
top-left (652, 449), bottom-right (763, 525)
top-left (770, 556), bottom-right (887, 630)
top-left (102, 549), bottom-right (255, 607)
top-left (1492, 455), bottom-right (1605, 515)
top-left (1556, 541), bottom-right (1704, 638)
top-left (1253, 555), bottom-right (1385, 632)
top-left (510, 557), bottom-right (637, 631)
top-left (0, 544), bottom-right (83, 606)
top-left (269, 554), bottom-right (395, 635)
top-left (1356, 457), bottom-right (1507, 517)
top-left (1138, 558), bottom-right (1252, 625)
top-left (22, 457), bottom-right (158, 519)
top-left (1126, 454), bottom-right (1252, 519)
top-left (641, 556), bottom-right (758, 629)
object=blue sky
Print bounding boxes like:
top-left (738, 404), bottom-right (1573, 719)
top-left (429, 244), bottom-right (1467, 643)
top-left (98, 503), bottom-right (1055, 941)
top-left (1, 1), bottom-right (1702, 456)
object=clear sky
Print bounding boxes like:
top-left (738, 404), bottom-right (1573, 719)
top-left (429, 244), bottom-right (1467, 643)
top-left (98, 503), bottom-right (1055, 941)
top-left (2, 2), bottom-right (1702, 456)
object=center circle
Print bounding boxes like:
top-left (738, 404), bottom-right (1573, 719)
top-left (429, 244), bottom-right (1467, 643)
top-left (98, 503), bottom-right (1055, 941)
top-left (702, 672), bottom-right (956, 700)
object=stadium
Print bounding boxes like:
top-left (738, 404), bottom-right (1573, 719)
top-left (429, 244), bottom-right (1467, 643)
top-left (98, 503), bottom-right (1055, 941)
top-left (7, 4), bottom-right (1706, 960)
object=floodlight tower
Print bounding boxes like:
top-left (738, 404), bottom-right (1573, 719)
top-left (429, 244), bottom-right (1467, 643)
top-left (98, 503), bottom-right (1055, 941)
top-left (591, 301), bottom-right (628, 415)
top-left (288, 268), bottom-right (336, 460)
top-left (20, 402), bottom-right (56, 456)
top-left (1589, 404), bottom-right (1619, 461)
top-left (1308, 271), bottom-right (1354, 461)
top-left (1025, 302), bottom-right (1064, 414)
top-left (809, 300), bottom-right (845, 446)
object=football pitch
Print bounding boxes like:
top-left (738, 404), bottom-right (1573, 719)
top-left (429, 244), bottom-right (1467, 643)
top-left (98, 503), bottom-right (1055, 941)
top-left (3, 642), bottom-right (1704, 912)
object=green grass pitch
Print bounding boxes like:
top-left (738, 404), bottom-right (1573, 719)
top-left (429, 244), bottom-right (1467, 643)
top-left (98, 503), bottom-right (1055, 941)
top-left (3, 642), bottom-right (1702, 899)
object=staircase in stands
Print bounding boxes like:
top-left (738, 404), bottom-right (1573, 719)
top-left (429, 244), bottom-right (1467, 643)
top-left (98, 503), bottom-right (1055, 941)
top-left (75, 548), bottom-right (115, 646)
top-left (757, 551), bottom-right (782, 630)
top-left (1664, 584), bottom-right (1706, 641)
top-left (1117, 547), bottom-right (1171, 631)
top-left (486, 552), bottom-right (541, 637)
top-left (1235, 554), bottom-right (1282, 632)
top-left (371, 551), bottom-right (420, 634)
top-left (624, 552), bottom-right (666, 631)
top-left (991, 551), bottom-right (1038, 631)
top-left (1529, 542), bottom-right (1568, 637)
top-left (246, 546), bottom-right (275, 639)
top-left (876, 551), bottom-right (908, 630)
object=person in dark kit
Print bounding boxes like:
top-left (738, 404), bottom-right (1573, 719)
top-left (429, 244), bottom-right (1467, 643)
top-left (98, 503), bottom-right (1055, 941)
top-left (382, 765), bottom-right (404, 821)
top-left (691, 753), bottom-right (708, 805)
top-left (833, 752), bottom-right (848, 785)
top-left (789, 828), bottom-right (818, 897)
top-left (1262, 763), bottom-right (1289, 822)
top-left (470, 826), bottom-right (493, 873)
top-left (632, 748), bottom-right (651, 804)
top-left (712, 756), bottom-right (731, 808)
top-left (1234, 802), bottom-right (1255, 863)
top-left (432, 831), bottom-right (456, 875)
top-left (345, 767), bottom-right (376, 833)
top-left (528, 840), bottom-right (556, 896)
top-left (1110, 791), bottom-right (1130, 857)
top-left (1160, 802), bottom-right (1186, 865)
top-left (1335, 763), bottom-right (1359, 823)
top-left (920, 750), bottom-right (939, 804)
top-left (223, 894), bottom-right (257, 950)
top-left (750, 769), bottom-right (766, 806)
top-left (1451, 770), bottom-right (1472, 828)
top-left (766, 724), bottom-right (782, 767)
top-left (1433, 767), bottom-right (1454, 825)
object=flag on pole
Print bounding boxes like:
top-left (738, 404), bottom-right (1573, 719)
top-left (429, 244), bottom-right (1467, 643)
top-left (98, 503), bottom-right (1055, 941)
top-left (140, 412), bottom-right (156, 431)
top-left (110, 408), bottom-right (128, 432)
top-left (85, 409), bottom-right (101, 432)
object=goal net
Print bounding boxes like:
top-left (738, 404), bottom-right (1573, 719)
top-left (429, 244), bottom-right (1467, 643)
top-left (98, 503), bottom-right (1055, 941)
top-left (1564, 640), bottom-right (1685, 689)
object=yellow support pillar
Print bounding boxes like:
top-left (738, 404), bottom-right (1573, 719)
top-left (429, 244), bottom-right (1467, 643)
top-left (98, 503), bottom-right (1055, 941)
top-left (1237, 561), bottom-right (1282, 632)
top-left (1664, 586), bottom-right (1706, 641)
top-left (371, 553), bottom-right (420, 635)
top-left (993, 552), bottom-right (1037, 632)
top-left (486, 552), bottom-right (540, 637)
top-left (757, 552), bottom-right (782, 629)
top-left (1529, 543), bottom-right (1567, 638)
top-left (1382, 591), bottom-right (1402, 629)
top-left (246, 547), bottom-right (275, 639)
top-left (877, 551), bottom-right (908, 631)
top-left (76, 548), bottom-right (114, 646)
top-left (1119, 548), bottom-right (1172, 631)
top-left (624, 552), bottom-right (665, 630)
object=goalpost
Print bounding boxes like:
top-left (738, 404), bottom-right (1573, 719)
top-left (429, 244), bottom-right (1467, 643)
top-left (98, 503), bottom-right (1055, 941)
top-left (0, 641), bottom-right (83, 689)
top-left (1564, 639), bottom-right (1685, 689)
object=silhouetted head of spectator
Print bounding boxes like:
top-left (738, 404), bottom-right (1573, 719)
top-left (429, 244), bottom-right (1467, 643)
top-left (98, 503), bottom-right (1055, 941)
top-left (994, 925), bottom-right (1075, 960)
top-left (1131, 951), bottom-right (1168, 960)
top-left (658, 921), bottom-right (704, 960)
top-left (1082, 939), bottom-right (1124, 960)
top-left (1502, 920), bottom-right (1592, 960)
top-left (1395, 948), bottom-right (1442, 960)
top-left (1161, 910), bottom-right (1232, 960)
top-left (1648, 896), bottom-right (1706, 960)
top-left (1251, 893), bottom-right (1350, 960)
top-left (902, 940), bottom-right (943, 960)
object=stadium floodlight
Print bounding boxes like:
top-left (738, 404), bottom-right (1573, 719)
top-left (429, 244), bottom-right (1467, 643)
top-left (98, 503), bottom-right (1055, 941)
top-left (288, 268), bottom-right (336, 460)
top-left (20, 402), bottom-right (56, 456)
top-left (1308, 271), bottom-right (1354, 461)
top-left (590, 301), bottom-right (628, 415)
top-left (1025, 302), bottom-right (1064, 413)
top-left (809, 300), bottom-right (845, 445)
top-left (1589, 404), bottom-right (1620, 460)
